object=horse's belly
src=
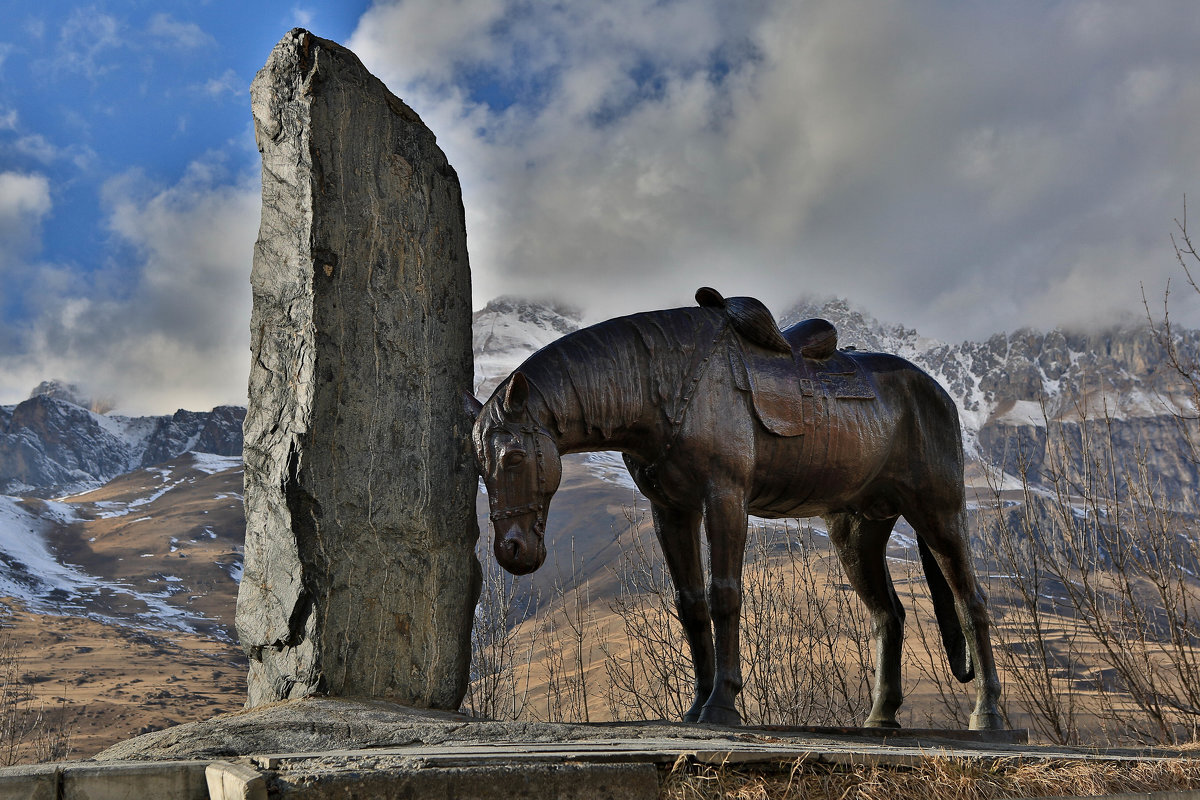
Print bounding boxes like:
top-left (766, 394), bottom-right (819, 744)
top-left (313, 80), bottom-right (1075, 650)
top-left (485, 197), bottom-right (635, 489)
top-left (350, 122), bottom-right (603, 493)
top-left (749, 396), bottom-right (892, 518)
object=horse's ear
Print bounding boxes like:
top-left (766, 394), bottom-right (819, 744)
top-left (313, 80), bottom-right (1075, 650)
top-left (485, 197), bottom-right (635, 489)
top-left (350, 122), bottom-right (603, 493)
top-left (696, 287), bottom-right (726, 308)
top-left (504, 372), bottom-right (529, 414)
top-left (464, 391), bottom-right (483, 423)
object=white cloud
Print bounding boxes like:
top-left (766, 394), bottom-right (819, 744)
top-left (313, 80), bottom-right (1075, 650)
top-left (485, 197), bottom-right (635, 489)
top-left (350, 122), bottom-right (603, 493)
top-left (292, 7), bottom-right (316, 28)
top-left (147, 13), bottom-right (213, 50)
top-left (23, 17), bottom-right (45, 41)
top-left (345, 0), bottom-right (1200, 341)
top-left (52, 7), bottom-right (123, 78)
top-left (351, 0), bottom-right (507, 85)
top-left (14, 134), bottom-right (61, 164)
top-left (5, 130), bottom-right (95, 170)
top-left (0, 161), bottom-right (259, 414)
top-left (0, 108), bottom-right (17, 130)
top-left (199, 69), bottom-right (242, 99)
top-left (0, 171), bottom-right (51, 246)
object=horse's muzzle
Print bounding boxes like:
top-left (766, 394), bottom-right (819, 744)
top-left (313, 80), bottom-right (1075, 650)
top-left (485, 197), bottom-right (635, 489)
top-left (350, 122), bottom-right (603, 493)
top-left (495, 526), bottom-right (546, 575)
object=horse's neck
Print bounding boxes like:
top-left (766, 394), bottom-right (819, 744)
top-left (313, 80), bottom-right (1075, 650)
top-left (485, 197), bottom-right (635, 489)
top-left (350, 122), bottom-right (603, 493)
top-left (531, 375), bottom-right (659, 457)
top-left (524, 321), bottom-right (687, 458)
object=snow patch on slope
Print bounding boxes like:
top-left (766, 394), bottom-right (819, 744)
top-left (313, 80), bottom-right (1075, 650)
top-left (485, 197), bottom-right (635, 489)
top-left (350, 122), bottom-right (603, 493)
top-left (189, 453), bottom-right (242, 475)
top-left (0, 496), bottom-right (201, 632)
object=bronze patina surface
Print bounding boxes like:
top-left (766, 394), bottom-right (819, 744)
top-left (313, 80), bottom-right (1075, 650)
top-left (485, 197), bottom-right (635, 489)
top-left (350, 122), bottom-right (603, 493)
top-left (468, 288), bottom-right (1003, 731)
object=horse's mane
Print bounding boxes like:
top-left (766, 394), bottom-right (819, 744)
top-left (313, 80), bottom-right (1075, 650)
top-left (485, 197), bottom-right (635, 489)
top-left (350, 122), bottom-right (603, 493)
top-left (514, 306), bottom-right (724, 439)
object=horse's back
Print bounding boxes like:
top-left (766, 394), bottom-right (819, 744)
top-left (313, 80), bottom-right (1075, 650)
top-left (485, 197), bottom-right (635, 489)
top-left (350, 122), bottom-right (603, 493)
top-left (745, 348), bottom-right (963, 518)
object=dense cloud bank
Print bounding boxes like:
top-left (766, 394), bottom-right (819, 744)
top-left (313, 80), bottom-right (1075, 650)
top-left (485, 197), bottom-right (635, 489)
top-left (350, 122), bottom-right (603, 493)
top-left (3, 1), bottom-right (1200, 413)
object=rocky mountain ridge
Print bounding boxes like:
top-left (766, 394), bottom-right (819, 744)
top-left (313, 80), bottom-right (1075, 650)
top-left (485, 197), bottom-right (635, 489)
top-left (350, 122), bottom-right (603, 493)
top-left (475, 293), bottom-right (1200, 502)
top-left (0, 385), bottom-right (244, 498)
top-left (790, 297), bottom-right (1200, 502)
top-left (5, 294), bottom-right (1194, 503)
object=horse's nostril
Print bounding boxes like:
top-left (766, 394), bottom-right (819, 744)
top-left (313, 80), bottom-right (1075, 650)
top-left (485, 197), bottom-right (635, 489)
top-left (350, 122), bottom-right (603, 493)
top-left (504, 538), bottom-right (522, 559)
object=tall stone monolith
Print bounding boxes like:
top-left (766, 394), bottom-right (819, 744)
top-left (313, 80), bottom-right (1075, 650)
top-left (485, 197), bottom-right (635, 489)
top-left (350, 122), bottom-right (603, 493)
top-left (235, 29), bottom-right (481, 710)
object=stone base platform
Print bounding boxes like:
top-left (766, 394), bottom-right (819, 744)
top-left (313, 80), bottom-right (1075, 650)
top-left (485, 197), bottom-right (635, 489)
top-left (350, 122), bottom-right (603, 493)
top-left (2, 698), bottom-right (1195, 799)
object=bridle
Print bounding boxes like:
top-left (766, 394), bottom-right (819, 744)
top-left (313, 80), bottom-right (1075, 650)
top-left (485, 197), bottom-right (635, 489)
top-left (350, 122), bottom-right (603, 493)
top-left (486, 416), bottom-right (554, 534)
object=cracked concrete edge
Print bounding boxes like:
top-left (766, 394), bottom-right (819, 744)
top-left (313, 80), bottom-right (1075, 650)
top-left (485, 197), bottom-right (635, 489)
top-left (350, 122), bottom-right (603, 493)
top-left (0, 759), bottom-right (212, 800)
top-left (4, 758), bottom-right (1200, 800)
top-left (0, 763), bottom-right (57, 800)
top-left (207, 761), bottom-right (268, 800)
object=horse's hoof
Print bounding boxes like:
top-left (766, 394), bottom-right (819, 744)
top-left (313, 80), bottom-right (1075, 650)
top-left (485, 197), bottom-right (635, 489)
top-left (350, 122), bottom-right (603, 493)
top-left (683, 698), bottom-right (706, 723)
top-left (969, 711), bottom-right (1005, 731)
top-left (863, 717), bottom-right (901, 730)
top-left (698, 705), bottom-right (742, 726)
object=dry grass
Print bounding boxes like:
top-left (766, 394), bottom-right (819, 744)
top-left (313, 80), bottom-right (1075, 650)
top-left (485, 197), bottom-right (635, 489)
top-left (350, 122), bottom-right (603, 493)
top-left (0, 599), bottom-right (245, 760)
top-left (660, 756), bottom-right (1200, 800)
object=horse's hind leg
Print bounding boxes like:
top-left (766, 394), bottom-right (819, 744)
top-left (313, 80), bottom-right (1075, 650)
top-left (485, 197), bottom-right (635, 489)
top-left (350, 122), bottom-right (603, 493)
top-left (826, 512), bottom-right (905, 727)
top-left (651, 503), bottom-right (714, 723)
top-left (699, 487), bottom-right (749, 726)
top-left (908, 506), bottom-right (1004, 731)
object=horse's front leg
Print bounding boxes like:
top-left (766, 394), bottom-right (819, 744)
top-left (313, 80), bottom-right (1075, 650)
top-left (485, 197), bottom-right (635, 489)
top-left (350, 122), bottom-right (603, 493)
top-left (650, 503), bottom-right (712, 722)
top-left (698, 487), bottom-right (748, 726)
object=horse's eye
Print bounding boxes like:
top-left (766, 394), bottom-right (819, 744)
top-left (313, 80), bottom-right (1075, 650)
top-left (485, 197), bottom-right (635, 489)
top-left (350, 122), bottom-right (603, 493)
top-left (503, 450), bottom-right (526, 469)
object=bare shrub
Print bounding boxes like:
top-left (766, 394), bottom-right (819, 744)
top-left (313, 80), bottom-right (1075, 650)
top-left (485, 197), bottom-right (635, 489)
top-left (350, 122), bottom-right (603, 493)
top-left (535, 540), bottom-right (599, 722)
top-left (737, 520), bottom-right (872, 726)
top-left (462, 542), bottom-right (539, 720)
top-left (599, 510), bottom-right (873, 726)
top-left (0, 632), bottom-right (74, 766)
top-left (966, 434), bottom-right (1087, 744)
top-left (977, 400), bottom-right (1200, 745)
top-left (600, 505), bottom-right (694, 722)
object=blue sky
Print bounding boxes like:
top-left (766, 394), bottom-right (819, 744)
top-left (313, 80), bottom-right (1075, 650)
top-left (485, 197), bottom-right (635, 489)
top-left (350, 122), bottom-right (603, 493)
top-left (2, 1), bottom-right (1200, 413)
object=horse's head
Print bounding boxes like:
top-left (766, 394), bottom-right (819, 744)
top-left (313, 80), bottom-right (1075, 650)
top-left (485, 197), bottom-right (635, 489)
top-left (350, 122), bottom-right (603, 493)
top-left (466, 372), bottom-right (562, 575)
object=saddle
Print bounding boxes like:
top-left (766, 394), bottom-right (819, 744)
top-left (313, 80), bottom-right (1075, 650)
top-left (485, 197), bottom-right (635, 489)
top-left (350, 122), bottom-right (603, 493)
top-left (696, 287), bottom-right (876, 437)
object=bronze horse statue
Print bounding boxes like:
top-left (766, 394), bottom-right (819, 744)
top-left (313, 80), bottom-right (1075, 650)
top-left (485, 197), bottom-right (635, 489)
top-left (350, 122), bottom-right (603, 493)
top-left (466, 288), bottom-right (1003, 730)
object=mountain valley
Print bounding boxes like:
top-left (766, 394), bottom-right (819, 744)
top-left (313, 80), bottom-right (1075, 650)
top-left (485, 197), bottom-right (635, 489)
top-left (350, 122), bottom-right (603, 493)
top-left (2, 292), bottom-right (1198, 754)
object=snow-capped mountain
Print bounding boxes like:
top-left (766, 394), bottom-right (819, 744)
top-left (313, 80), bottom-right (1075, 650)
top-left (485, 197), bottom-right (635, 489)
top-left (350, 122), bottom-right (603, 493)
top-left (472, 293), bottom-right (1200, 505)
top-left (472, 296), bottom-right (583, 396)
top-left (783, 296), bottom-right (1200, 501)
top-left (0, 384), bottom-right (244, 497)
top-left (0, 451), bottom-right (244, 636)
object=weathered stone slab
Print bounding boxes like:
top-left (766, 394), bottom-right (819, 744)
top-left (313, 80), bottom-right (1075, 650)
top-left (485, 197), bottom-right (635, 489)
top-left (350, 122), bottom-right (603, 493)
top-left (236, 29), bottom-right (480, 709)
top-left (60, 761), bottom-right (210, 800)
top-left (206, 761), bottom-right (268, 800)
top-left (0, 763), bottom-right (58, 800)
top-left (270, 763), bottom-right (661, 800)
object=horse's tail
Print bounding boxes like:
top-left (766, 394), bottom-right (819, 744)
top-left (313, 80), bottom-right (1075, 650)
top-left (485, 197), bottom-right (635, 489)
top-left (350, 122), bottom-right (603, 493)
top-left (917, 536), bottom-right (974, 683)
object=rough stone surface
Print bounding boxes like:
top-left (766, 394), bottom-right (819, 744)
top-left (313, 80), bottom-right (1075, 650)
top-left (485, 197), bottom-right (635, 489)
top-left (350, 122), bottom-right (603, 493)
top-left (94, 699), bottom-right (476, 762)
top-left (271, 763), bottom-right (661, 800)
top-left (92, 698), bottom-right (1025, 765)
top-left (85, 700), bottom-right (1200, 800)
top-left (236, 29), bottom-right (480, 709)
